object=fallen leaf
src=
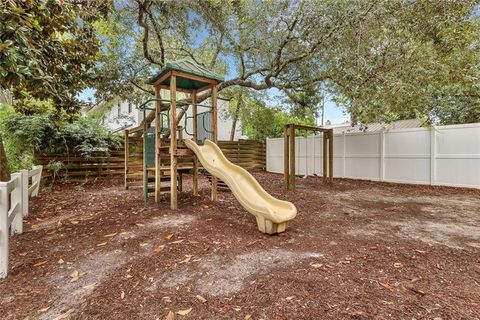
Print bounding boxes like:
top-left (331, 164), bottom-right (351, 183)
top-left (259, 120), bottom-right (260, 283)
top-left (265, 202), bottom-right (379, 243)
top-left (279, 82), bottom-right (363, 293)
top-left (31, 224), bottom-right (39, 229)
top-left (310, 263), bottom-right (323, 268)
top-left (177, 308), bottom-right (192, 316)
top-left (393, 262), bottom-right (403, 268)
top-left (202, 205), bottom-right (209, 209)
top-left (244, 315), bottom-right (252, 320)
top-left (82, 283), bottom-right (96, 290)
top-left (96, 242), bottom-right (108, 247)
top-left (121, 291), bottom-right (125, 299)
top-left (165, 310), bottom-right (175, 320)
top-left (37, 306), bottom-right (50, 313)
top-left (69, 220), bottom-right (79, 225)
top-left (154, 245), bottom-right (165, 253)
top-left (104, 232), bottom-right (118, 238)
top-left (135, 223), bottom-right (145, 227)
top-left (166, 234), bottom-right (174, 240)
top-left (58, 258), bottom-right (64, 264)
top-left (33, 261), bottom-right (47, 267)
top-left (70, 270), bottom-right (79, 279)
top-left (380, 282), bottom-right (393, 290)
top-left (52, 309), bottom-right (73, 320)
top-left (285, 296), bottom-right (295, 301)
top-left (179, 255), bottom-right (192, 264)
top-left (195, 295), bottom-right (207, 303)
top-left (18, 252), bottom-right (28, 257)
top-left (171, 240), bottom-right (184, 244)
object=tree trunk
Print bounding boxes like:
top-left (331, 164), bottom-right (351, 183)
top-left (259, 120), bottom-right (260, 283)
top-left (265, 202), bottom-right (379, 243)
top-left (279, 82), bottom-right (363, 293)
top-left (230, 91), bottom-right (243, 141)
top-left (0, 134), bottom-right (11, 182)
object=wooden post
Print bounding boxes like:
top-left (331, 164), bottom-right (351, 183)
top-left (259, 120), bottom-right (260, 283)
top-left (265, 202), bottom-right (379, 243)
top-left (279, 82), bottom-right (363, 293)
top-left (170, 76), bottom-right (178, 209)
top-left (20, 169), bottom-right (28, 217)
top-left (328, 129), bottom-right (334, 183)
top-left (289, 125), bottom-right (296, 190)
top-left (124, 129), bottom-right (129, 189)
top-left (192, 90), bottom-right (198, 196)
top-left (284, 125), bottom-right (290, 189)
top-left (0, 180), bottom-right (9, 278)
top-left (178, 125), bottom-right (183, 192)
top-left (10, 174), bottom-right (22, 235)
top-left (211, 85), bottom-right (218, 201)
top-left (155, 87), bottom-right (162, 202)
top-left (323, 131), bottom-right (328, 183)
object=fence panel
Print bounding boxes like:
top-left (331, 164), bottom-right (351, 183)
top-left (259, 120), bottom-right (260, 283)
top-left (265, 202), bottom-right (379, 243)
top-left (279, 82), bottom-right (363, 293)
top-left (0, 166), bottom-right (43, 278)
top-left (266, 123), bottom-right (480, 189)
top-left (0, 174), bottom-right (23, 278)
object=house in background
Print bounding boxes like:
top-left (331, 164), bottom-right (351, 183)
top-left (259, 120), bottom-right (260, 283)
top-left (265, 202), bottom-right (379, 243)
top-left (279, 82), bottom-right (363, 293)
top-left (84, 96), bottom-right (244, 141)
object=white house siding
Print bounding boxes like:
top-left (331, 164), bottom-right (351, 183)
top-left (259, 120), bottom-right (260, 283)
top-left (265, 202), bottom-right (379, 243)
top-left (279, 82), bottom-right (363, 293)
top-left (99, 99), bottom-right (144, 132)
top-left (93, 96), bottom-right (242, 140)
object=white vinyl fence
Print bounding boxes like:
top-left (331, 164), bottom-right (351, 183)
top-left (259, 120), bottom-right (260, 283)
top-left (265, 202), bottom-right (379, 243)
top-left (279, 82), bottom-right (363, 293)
top-left (0, 165), bottom-right (42, 278)
top-left (267, 123), bottom-right (480, 189)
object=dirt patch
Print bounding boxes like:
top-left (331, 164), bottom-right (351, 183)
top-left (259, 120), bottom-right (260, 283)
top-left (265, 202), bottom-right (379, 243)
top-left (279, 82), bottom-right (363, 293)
top-left (41, 250), bottom-right (127, 320)
top-left (156, 249), bottom-right (322, 297)
top-left (0, 174), bottom-right (479, 319)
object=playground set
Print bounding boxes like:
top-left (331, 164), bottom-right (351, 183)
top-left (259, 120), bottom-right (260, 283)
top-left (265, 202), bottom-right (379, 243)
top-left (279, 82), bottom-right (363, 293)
top-left (124, 61), bottom-right (297, 234)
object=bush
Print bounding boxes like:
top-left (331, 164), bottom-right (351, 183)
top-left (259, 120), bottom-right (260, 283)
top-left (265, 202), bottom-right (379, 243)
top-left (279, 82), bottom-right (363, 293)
top-left (0, 104), bottom-right (121, 171)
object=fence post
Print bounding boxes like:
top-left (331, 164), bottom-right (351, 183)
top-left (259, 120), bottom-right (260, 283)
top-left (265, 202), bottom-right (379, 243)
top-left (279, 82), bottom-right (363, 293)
top-left (20, 170), bottom-right (29, 217)
top-left (0, 182), bottom-right (9, 278)
top-left (31, 165), bottom-right (42, 197)
top-left (380, 131), bottom-right (385, 182)
top-left (342, 132), bottom-right (346, 178)
top-left (430, 127), bottom-right (436, 186)
top-left (10, 173), bottom-right (23, 235)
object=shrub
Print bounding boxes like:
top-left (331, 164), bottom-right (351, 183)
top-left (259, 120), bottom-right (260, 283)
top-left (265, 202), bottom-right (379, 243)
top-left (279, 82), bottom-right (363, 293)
top-left (0, 104), bottom-right (121, 171)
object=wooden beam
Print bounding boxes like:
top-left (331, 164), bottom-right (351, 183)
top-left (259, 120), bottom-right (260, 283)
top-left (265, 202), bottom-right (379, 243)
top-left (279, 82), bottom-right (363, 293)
top-left (211, 84), bottom-right (218, 201)
top-left (328, 129), bottom-right (334, 183)
top-left (192, 90), bottom-right (198, 196)
top-left (171, 70), bottom-right (218, 85)
top-left (170, 75), bottom-right (178, 210)
top-left (124, 129), bottom-right (129, 189)
top-left (155, 86), bottom-right (162, 202)
top-left (153, 71), bottom-right (172, 87)
top-left (287, 123), bottom-right (330, 132)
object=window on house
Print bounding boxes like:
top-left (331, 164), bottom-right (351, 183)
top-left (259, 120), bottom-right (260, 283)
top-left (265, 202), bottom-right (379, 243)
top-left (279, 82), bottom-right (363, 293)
top-left (128, 102), bottom-right (132, 113)
top-left (117, 102), bottom-right (121, 117)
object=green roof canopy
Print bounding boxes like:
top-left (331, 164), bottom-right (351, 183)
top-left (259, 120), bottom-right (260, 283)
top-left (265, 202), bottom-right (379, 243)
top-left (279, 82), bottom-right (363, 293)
top-left (148, 60), bottom-right (223, 90)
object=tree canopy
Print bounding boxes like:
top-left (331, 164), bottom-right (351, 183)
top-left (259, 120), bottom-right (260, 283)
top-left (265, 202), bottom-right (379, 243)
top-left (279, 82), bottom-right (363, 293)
top-left (1, 0), bottom-right (479, 125)
top-left (0, 0), bottom-right (110, 115)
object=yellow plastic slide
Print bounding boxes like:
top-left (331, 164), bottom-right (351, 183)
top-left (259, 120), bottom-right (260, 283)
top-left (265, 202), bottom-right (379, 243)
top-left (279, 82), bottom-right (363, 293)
top-left (184, 139), bottom-right (297, 234)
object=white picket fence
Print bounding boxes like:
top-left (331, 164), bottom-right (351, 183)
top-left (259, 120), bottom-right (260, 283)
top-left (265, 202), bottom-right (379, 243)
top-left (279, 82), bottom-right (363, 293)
top-left (0, 165), bottom-right (43, 278)
top-left (267, 123), bottom-right (480, 189)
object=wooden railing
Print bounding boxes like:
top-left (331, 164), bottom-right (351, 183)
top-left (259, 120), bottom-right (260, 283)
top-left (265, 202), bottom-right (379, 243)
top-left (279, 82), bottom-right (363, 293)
top-left (1, 166), bottom-right (42, 278)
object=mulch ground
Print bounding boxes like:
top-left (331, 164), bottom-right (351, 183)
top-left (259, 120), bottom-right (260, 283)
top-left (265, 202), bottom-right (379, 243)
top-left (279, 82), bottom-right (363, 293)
top-left (0, 172), bottom-right (479, 320)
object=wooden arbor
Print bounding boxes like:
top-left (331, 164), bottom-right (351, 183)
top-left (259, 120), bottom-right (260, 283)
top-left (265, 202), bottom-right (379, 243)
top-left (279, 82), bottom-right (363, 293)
top-left (149, 60), bottom-right (223, 209)
top-left (284, 123), bottom-right (334, 190)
